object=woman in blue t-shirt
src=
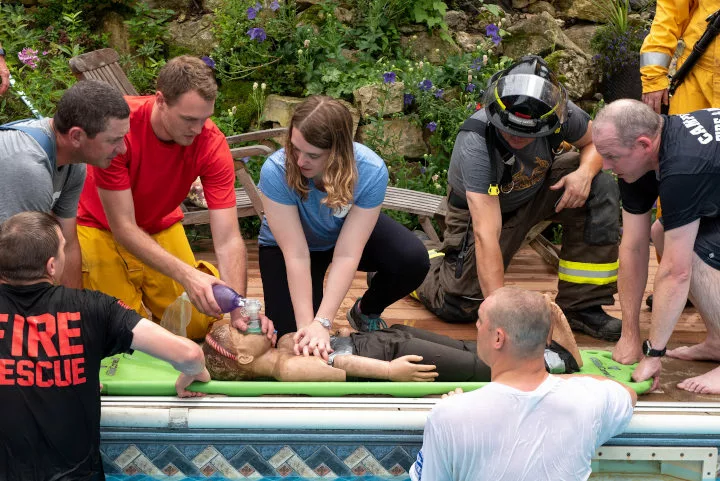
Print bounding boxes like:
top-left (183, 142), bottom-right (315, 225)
top-left (258, 96), bottom-right (429, 359)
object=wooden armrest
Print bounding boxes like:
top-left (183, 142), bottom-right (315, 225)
top-left (231, 145), bottom-right (274, 159)
top-left (226, 128), bottom-right (288, 144)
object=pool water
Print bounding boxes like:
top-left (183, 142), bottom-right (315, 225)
top-left (108, 476), bottom-right (410, 481)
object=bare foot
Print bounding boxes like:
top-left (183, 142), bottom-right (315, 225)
top-left (677, 366), bottom-right (720, 394)
top-left (667, 341), bottom-right (720, 362)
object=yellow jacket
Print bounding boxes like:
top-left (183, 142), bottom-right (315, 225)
top-left (640, 0), bottom-right (720, 93)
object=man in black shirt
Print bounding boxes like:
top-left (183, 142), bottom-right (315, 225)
top-left (0, 211), bottom-right (210, 481)
top-left (593, 99), bottom-right (720, 393)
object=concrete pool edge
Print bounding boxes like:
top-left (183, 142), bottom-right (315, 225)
top-left (100, 398), bottom-right (720, 479)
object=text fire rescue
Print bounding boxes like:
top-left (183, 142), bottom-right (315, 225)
top-left (0, 312), bottom-right (85, 387)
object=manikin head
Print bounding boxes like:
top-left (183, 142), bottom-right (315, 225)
top-left (203, 320), bottom-right (273, 381)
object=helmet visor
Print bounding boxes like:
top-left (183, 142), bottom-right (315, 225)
top-left (483, 73), bottom-right (568, 133)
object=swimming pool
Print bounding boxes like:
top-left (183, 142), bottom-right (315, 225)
top-left (100, 396), bottom-right (720, 480)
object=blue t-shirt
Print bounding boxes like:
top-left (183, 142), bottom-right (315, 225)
top-left (258, 142), bottom-right (389, 250)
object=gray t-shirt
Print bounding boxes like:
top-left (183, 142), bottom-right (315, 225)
top-left (0, 118), bottom-right (86, 220)
top-left (447, 101), bottom-right (590, 213)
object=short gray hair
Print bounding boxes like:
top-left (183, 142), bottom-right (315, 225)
top-left (485, 287), bottom-right (550, 358)
top-left (593, 99), bottom-right (662, 148)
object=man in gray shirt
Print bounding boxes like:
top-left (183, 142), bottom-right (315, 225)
top-left (413, 56), bottom-right (622, 341)
top-left (0, 80), bottom-right (129, 287)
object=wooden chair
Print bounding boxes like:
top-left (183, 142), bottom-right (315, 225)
top-left (68, 48), bottom-right (558, 268)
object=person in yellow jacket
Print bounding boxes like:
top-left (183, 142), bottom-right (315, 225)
top-left (640, 1), bottom-right (719, 114)
top-left (614, 2), bottom-right (720, 365)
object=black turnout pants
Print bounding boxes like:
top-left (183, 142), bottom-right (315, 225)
top-left (351, 324), bottom-right (490, 382)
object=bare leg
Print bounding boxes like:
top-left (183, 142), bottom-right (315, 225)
top-left (672, 255), bottom-right (720, 393)
top-left (651, 219), bottom-right (665, 259)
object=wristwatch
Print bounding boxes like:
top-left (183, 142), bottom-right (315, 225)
top-left (643, 339), bottom-right (666, 357)
top-left (314, 317), bottom-right (332, 330)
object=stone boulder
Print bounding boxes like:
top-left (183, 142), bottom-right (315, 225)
top-left (445, 10), bottom-right (468, 32)
top-left (563, 24), bottom-right (598, 54)
top-left (400, 31), bottom-right (462, 65)
top-left (263, 95), bottom-right (359, 134)
top-left (356, 118), bottom-right (427, 159)
top-left (545, 50), bottom-right (597, 100)
top-left (558, 0), bottom-right (606, 23)
top-left (501, 12), bottom-right (585, 60)
top-left (526, 1), bottom-right (555, 16)
top-left (101, 12), bottom-right (131, 55)
top-left (353, 82), bottom-right (405, 118)
top-left (144, 0), bottom-right (187, 12)
top-left (167, 14), bottom-right (217, 55)
top-left (455, 32), bottom-right (487, 53)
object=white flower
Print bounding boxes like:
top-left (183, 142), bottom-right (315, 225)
top-left (418, 61), bottom-right (424, 69)
top-left (468, 73), bottom-right (473, 83)
top-left (231, 106), bottom-right (237, 116)
top-left (483, 54), bottom-right (488, 65)
top-left (304, 39), bottom-right (310, 48)
top-left (434, 183), bottom-right (442, 190)
top-left (298, 49), bottom-right (303, 55)
top-left (253, 82), bottom-right (259, 90)
top-left (409, 67), bottom-right (414, 72)
top-left (432, 174), bottom-right (439, 182)
top-left (261, 83), bottom-right (267, 90)
top-left (434, 48), bottom-right (440, 53)
top-left (412, 35), bottom-right (418, 40)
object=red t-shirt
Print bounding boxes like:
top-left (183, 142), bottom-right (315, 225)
top-left (77, 96), bottom-right (235, 234)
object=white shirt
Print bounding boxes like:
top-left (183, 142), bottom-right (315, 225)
top-left (410, 375), bottom-right (633, 481)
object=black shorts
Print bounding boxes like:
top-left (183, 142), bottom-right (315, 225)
top-left (662, 216), bottom-right (720, 270)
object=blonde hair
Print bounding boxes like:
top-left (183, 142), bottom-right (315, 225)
top-left (285, 96), bottom-right (357, 210)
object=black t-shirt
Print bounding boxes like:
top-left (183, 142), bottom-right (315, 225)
top-left (0, 283), bottom-right (141, 481)
top-left (619, 109), bottom-right (720, 230)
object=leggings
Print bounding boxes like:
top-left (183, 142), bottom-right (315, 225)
top-left (351, 324), bottom-right (490, 382)
top-left (259, 213), bottom-right (430, 336)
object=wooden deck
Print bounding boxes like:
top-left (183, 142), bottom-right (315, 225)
top-left (195, 239), bottom-right (718, 402)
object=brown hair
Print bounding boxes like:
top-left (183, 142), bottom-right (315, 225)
top-left (54, 80), bottom-right (130, 138)
top-left (156, 56), bottom-right (218, 105)
top-left (0, 212), bottom-right (61, 282)
top-left (285, 96), bottom-right (357, 210)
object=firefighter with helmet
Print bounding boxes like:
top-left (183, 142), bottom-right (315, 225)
top-left (412, 55), bottom-right (623, 341)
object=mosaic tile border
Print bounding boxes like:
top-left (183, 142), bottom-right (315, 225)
top-left (101, 431), bottom-right (420, 479)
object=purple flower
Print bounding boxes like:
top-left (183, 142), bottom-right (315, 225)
top-left (247, 27), bottom-right (267, 42)
top-left (404, 93), bottom-right (414, 107)
top-left (201, 56), bottom-right (215, 69)
top-left (434, 88), bottom-right (444, 99)
top-left (18, 47), bottom-right (39, 69)
top-left (241, 157), bottom-right (251, 164)
top-left (485, 24), bottom-right (501, 46)
top-left (466, 83), bottom-right (476, 92)
top-left (383, 71), bottom-right (396, 84)
top-left (420, 166), bottom-right (426, 174)
top-left (426, 121), bottom-right (437, 132)
top-left (418, 79), bottom-right (433, 91)
top-left (270, 0), bottom-right (280, 11)
top-left (470, 57), bottom-right (484, 71)
top-left (247, 6), bottom-right (258, 19)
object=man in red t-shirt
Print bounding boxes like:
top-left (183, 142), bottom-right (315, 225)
top-left (77, 56), bottom-right (272, 340)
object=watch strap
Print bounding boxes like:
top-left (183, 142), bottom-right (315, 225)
top-left (643, 339), bottom-right (666, 357)
top-left (314, 317), bottom-right (332, 330)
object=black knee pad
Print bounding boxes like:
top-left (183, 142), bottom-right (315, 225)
top-left (584, 172), bottom-right (620, 245)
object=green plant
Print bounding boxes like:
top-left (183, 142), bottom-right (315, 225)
top-left (589, 0), bottom-right (649, 78)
